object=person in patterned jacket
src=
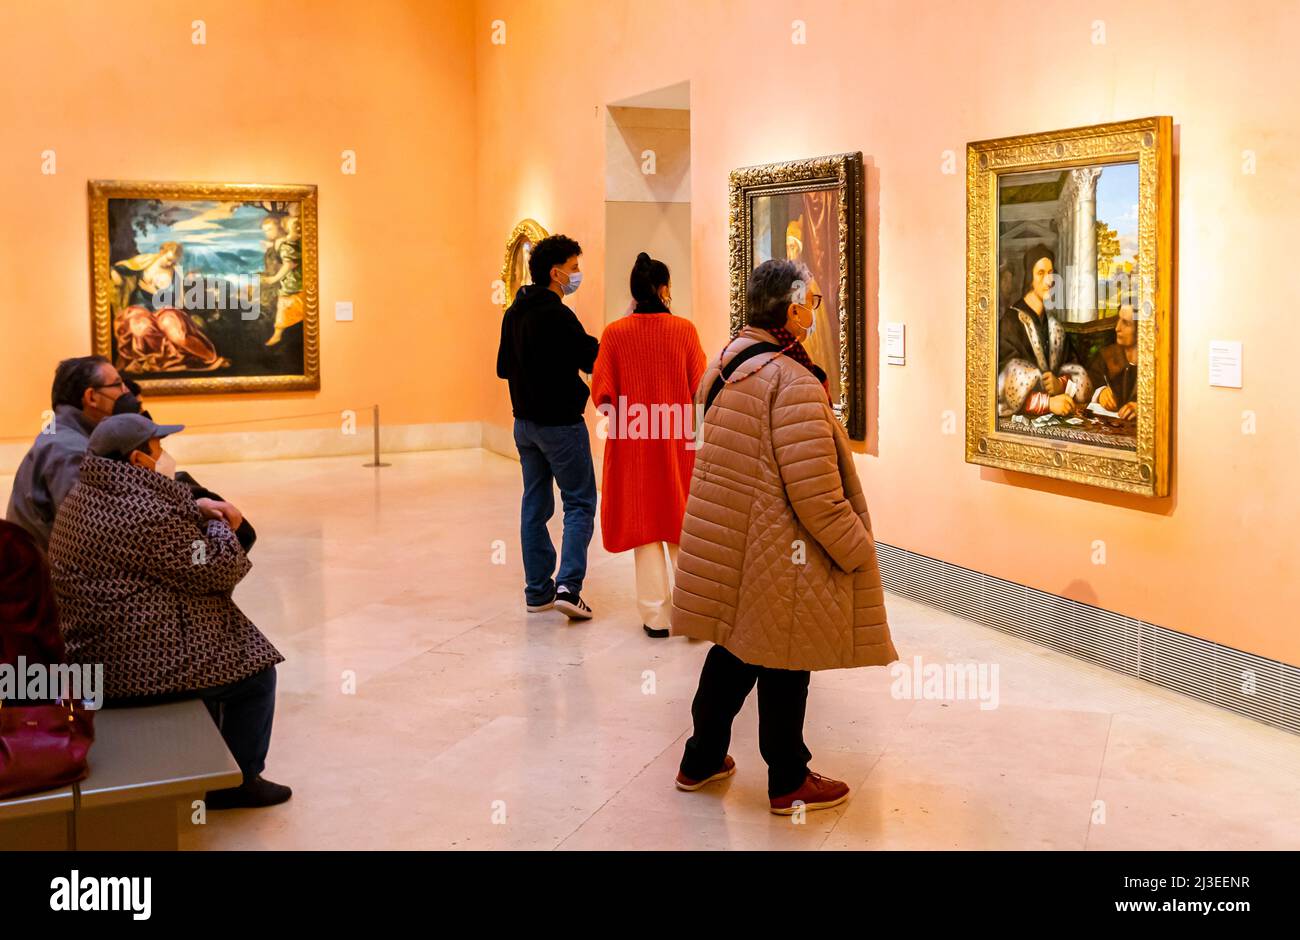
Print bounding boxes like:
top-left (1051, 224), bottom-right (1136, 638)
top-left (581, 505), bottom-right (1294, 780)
top-left (47, 413), bottom-right (291, 810)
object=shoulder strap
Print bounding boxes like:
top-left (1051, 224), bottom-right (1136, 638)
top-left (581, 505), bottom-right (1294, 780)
top-left (703, 342), bottom-right (782, 417)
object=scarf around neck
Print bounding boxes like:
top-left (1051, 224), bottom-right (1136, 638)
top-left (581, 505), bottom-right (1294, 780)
top-left (767, 326), bottom-right (831, 400)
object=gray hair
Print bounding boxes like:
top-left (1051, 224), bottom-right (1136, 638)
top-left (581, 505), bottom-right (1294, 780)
top-left (745, 259), bottom-right (813, 330)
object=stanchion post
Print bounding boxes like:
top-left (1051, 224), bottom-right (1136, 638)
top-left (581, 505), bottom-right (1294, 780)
top-left (363, 403), bottom-right (391, 467)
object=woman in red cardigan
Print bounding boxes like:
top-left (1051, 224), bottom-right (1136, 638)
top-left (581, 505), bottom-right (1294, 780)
top-left (591, 253), bottom-right (706, 638)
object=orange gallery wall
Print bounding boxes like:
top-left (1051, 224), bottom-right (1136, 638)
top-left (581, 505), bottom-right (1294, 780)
top-left (0, 0), bottom-right (480, 441)
top-left (1, 1), bottom-right (1295, 666)
top-left (470, 0), bottom-right (1300, 665)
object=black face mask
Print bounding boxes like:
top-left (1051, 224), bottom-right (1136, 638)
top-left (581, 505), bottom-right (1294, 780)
top-left (111, 392), bottom-right (143, 416)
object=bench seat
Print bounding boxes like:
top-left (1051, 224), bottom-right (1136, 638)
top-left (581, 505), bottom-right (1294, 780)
top-left (1, 698), bottom-right (241, 851)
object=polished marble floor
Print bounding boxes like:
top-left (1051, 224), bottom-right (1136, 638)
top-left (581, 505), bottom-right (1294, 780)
top-left (16, 448), bottom-right (1294, 851)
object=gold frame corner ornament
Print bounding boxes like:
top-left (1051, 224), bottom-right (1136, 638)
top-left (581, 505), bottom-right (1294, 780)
top-left (88, 179), bottom-right (320, 396)
top-left (964, 117), bottom-right (1173, 497)
top-left (727, 152), bottom-right (866, 440)
top-left (500, 218), bottom-right (549, 311)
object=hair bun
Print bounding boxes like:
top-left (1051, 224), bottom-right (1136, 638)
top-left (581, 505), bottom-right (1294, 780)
top-left (634, 252), bottom-right (651, 265)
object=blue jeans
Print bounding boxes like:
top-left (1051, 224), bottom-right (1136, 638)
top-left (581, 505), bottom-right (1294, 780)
top-left (513, 418), bottom-right (596, 604)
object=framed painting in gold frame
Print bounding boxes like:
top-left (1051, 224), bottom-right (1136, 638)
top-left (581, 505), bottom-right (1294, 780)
top-left (89, 180), bottom-right (319, 396)
top-left (728, 152), bottom-right (866, 440)
top-left (965, 117), bottom-right (1173, 496)
top-left (500, 218), bottom-right (549, 311)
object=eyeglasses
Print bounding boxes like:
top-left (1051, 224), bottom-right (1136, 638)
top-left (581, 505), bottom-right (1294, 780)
top-left (92, 378), bottom-right (128, 392)
top-left (799, 293), bottom-right (822, 311)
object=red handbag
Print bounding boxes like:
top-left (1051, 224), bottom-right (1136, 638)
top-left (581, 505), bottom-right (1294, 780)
top-left (0, 701), bottom-right (95, 800)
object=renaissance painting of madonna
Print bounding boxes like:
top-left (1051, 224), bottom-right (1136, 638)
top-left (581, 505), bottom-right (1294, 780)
top-left (89, 180), bottom-right (319, 395)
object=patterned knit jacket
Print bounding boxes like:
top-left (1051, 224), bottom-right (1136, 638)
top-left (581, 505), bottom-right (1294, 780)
top-left (48, 455), bottom-right (283, 699)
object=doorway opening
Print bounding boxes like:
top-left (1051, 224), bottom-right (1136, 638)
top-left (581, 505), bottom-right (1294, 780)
top-left (603, 81), bottom-right (691, 324)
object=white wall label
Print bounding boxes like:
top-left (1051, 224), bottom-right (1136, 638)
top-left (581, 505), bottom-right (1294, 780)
top-left (335, 301), bottom-right (354, 322)
top-left (885, 322), bottom-right (906, 366)
top-left (1209, 340), bottom-right (1242, 388)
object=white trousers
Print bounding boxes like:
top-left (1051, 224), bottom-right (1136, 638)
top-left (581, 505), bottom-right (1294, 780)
top-left (634, 542), bottom-right (679, 631)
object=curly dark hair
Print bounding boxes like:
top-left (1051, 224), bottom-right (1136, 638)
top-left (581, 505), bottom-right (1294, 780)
top-left (529, 234), bottom-right (582, 288)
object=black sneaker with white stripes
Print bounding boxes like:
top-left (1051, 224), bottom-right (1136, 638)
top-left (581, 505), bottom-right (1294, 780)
top-left (554, 588), bottom-right (593, 620)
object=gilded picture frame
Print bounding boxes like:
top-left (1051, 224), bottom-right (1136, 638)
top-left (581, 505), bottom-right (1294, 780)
top-left (89, 180), bottom-right (320, 396)
top-left (500, 218), bottom-right (549, 311)
top-left (965, 118), bottom-right (1173, 496)
top-left (728, 152), bottom-right (866, 440)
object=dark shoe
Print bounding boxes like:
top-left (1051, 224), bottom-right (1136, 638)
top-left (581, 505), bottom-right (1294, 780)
top-left (675, 755), bottom-right (736, 791)
top-left (526, 592), bottom-right (555, 612)
top-left (643, 624), bottom-right (669, 639)
top-left (554, 588), bottom-right (593, 620)
top-left (769, 771), bottom-right (849, 815)
top-left (206, 775), bottom-right (293, 810)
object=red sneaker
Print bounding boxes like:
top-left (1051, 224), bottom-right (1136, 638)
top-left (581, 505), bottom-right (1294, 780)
top-left (769, 771), bottom-right (849, 815)
top-left (675, 755), bottom-right (736, 791)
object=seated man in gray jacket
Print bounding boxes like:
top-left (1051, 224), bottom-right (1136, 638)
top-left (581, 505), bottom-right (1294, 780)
top-left (5, 356), bottom-right (138, 551)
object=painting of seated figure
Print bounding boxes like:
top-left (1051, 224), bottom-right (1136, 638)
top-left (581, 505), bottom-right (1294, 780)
top-left (995, 162), bottom-right (1142, 451)
top-left (966, 118), bottom-right (1173, 497)
top-left (90, 180), bottom-right (319, 395)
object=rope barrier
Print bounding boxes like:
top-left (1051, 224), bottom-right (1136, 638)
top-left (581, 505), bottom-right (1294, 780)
top-left (180, 409), bottom-right (359, 430)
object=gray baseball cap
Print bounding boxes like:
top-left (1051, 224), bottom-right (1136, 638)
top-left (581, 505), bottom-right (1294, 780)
top-left (88, 413), bottom-right (185, 457)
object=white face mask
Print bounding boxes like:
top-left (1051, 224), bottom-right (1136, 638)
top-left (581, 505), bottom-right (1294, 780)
top-left (152, 450), bottom-right (177, 479)
top-left (790, 303), bottom-right (816, 340)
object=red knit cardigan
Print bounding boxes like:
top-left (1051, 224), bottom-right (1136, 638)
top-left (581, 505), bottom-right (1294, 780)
top-left (590, 310), bottom-right (707, 553)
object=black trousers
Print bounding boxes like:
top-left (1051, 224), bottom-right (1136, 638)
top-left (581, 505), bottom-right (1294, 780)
top-left (680, 644), bottom-right (812, 797)
top-left (199, 666), bottom-right (278, 783)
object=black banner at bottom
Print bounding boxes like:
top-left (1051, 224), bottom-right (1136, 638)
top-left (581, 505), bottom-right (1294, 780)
top-left (0, 850), bottom-right (1288, 926)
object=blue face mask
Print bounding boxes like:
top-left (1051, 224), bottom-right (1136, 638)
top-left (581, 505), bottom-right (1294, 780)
top-left (560, 270), bottom-right (583, 295)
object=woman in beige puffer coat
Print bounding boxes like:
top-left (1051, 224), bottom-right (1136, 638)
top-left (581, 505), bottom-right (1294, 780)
top-left (671, 259), bottom-right (897, 815)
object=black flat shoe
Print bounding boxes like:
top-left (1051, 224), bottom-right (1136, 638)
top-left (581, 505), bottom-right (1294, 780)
top-left (206, 775), bottom-right (293, 810)
top-left (643, 624), bottom-right (669, 638)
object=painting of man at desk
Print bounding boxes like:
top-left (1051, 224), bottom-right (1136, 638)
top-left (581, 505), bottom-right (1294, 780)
top-left (995, 161), bottom-right (1140, 451)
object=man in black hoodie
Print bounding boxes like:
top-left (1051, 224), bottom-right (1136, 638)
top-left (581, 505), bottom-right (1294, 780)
top-left (496, 234), bottom-right (599, 620)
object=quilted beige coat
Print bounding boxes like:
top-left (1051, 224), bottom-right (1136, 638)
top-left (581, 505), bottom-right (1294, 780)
top-left (671, 327), bottom-right (897, 671)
